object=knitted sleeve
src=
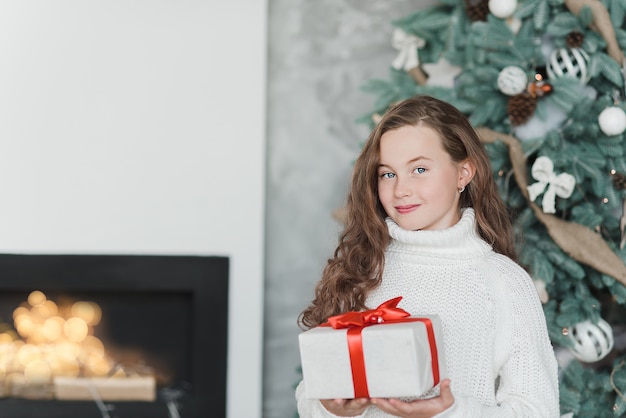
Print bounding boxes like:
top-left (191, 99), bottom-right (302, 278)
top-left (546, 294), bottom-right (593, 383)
top-left (436, 258), bottom-right (560, 418)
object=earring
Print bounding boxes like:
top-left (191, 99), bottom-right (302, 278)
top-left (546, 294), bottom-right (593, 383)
top-left (458, 185), bottom-right (465, 193)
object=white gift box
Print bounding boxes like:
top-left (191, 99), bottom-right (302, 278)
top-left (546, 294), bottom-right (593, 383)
top-left (298, 315), bottom-right (446, 399)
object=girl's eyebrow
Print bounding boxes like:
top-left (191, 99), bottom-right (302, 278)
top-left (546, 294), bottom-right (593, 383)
top-left (407, 156), bottom-right (430, 163)
top-left (378, 156), bottom-right (431, 168)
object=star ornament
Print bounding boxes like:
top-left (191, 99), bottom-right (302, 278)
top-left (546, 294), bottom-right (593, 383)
top-left (421, 58), bottom-right (463, 88)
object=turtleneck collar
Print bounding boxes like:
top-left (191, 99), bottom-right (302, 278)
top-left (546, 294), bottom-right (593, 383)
top-left (385, 207), bottom-right (492, 258)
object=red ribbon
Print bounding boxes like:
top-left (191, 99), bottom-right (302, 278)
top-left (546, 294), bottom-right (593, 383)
top-left (323, 296), bottom-right (440, 398)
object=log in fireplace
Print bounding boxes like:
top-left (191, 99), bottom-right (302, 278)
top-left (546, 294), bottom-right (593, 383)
top-left (0, 253), bottom-right (228, 418)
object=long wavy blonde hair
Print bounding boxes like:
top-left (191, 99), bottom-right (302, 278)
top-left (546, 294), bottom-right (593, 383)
top-left (299, 95), bottom-right (516, 329)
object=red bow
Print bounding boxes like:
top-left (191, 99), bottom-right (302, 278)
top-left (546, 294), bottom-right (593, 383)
top-left (326, 296), bottom-right (410, 329)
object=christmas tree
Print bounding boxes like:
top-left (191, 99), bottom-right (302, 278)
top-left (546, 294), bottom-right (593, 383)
top-left (359, 0), bottom-right (626, 416)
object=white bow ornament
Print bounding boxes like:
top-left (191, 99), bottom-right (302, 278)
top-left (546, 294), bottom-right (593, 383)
top-left (391, 28), bottom-right (425, 71)
top-left (527, 156), bottom-right (576, 214)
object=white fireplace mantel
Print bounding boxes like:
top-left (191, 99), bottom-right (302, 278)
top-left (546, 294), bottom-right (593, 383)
top-left (0, 2), bottom-right (266, 418)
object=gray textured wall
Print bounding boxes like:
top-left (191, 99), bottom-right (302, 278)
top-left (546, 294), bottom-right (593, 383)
top-left (264, 1), bottom-right (435, 416)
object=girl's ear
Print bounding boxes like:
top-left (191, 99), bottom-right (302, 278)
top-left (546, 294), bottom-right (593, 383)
top-left (459, 160), bottom-right (476, 188)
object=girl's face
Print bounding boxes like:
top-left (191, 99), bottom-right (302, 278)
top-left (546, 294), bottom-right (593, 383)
top-left (377, 124), bottom-right (473, 231)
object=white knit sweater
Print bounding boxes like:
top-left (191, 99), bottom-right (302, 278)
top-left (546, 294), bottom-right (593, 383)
top-left (296, 208), bottom-right (560, 417)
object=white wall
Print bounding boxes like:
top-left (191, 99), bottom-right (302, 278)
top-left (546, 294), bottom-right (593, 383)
top-left (0, 1), bottom-right (266, 417)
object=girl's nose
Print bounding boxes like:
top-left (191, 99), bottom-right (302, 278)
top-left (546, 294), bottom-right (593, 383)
top-left (394, 177), bottom-right (411, 198)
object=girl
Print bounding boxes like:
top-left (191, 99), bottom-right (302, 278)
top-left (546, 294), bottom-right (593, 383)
top-left (296, 96), bottom-right (559, 417)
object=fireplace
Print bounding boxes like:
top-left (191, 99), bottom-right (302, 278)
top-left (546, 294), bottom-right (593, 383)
top-left (0, 253), bottom-right (228, 418)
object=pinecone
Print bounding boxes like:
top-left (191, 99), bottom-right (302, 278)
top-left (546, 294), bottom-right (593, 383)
top-left (566, 31), bottom-right (584, 49)
top-left (507, 93), bottom-right (537, 126)
top-left (463, 0), bottom-right (489, 22)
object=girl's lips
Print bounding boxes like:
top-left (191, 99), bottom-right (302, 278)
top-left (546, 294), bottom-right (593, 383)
top-left (395, 204), bottom-right (419, 214)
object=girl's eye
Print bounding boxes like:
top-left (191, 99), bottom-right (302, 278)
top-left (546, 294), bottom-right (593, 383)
top-left (413, 167), bottom-right (426, 174)
top-left (380, 172), bottom-right (395, 179)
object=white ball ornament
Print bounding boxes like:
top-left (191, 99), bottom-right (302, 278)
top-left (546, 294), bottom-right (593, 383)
top-left (598, 106), bottom-right (626, 136)
top-left (489, 0), bottom-right (518, 19)
top-left (497, 66), bottom-right (527, 96)
top-left (567, 318), bottom-right (614, 363)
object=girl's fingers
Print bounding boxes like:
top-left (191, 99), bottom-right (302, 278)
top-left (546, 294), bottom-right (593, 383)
top-left (439, 379), bottom-right (454, 404)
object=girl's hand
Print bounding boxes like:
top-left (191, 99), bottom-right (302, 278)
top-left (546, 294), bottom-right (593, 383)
top-left (370, 379), bottom-right (454, 418)
top-left (320, 398), bottom-right (371, 417)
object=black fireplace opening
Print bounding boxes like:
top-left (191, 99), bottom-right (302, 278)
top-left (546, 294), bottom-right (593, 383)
top-left (0, 254), bottom-right (229, 418)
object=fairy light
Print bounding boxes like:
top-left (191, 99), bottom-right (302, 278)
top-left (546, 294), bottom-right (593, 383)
top-left (1, 292), bottom-right (112, 386)
top-left (27, 291), bottom-right (46, 307)
top-left (0, 291), bottom-right (155, 401)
